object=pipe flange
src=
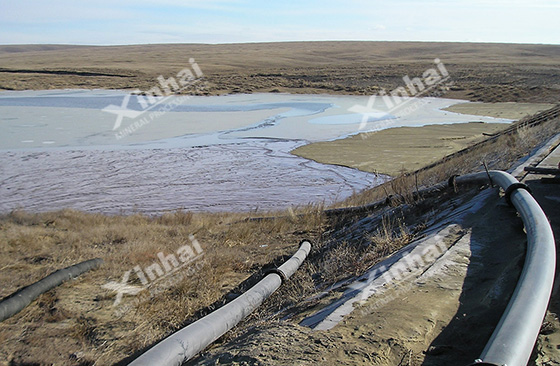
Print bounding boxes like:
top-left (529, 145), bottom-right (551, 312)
top-left (505, 182), bottom-right (532, 207)
top-left (265, 268), bottom-right (288, 284)
top-left (385, 195), bottom-right (393, 205)
top-left (448, 174), bottom-right (459, 189)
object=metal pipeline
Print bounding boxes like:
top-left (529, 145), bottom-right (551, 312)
top-left (0, 258), bottom-right (103, 322)
top-left (458, 171), bottom-right (556, 366)
top-left (127, 170), bottom-right (553, 366)
top-left (128, 240), bottom-right (312, 366)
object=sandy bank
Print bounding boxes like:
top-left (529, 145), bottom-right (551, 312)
top-left (292, 122), bottom-right (508, 176)
top-left (292, 102), bottom-right (555, 176)
top-left (444, 102), bottom-right (554, 119)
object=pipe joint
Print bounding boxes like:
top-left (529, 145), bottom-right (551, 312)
top-left (504, 182), bottom-right (532, 207)
top-left (448, 174), bottom-right (460, 190)
top-left (265, 268), bottom-right (288, 284)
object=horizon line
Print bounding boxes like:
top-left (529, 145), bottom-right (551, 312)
top-left (1, 39), bottom-right (560, 47)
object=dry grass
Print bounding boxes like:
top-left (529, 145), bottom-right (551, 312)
top-left (1, 109), bottom-right (559, 365)
top-left (1, 42), bottom-right (559, 103)
top-left (0, 203), bottom-right (332, 365)
top-left (0, 185), bottom-right (420, 364)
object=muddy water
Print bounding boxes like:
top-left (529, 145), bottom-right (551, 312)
top-left (0, 140), bottom-right (382, 214)
top-left (0, 91), bottom-right (509, 214)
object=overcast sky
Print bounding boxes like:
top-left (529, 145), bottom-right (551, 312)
top-left (1, 0), bottom-right (559, 45)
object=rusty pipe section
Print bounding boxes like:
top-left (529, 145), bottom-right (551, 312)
top-left (128, 240), bottom-right (312, 366)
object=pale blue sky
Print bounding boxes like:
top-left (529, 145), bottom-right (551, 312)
top-left (1, 0), bottom-right (559, 45)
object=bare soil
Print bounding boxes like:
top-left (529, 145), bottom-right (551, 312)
top-left (444, 102), bottom-right (555, 119)
top-left (293, 122), bottom-right (509, 176)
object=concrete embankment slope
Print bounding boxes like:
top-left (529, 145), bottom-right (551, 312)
top-left (190, 136), bottom-right (560, 365)
top-left (189, 185), bottom-right (528, 365)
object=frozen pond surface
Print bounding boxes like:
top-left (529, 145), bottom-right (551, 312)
top-left (0, 91), bottom-right (510, 214)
